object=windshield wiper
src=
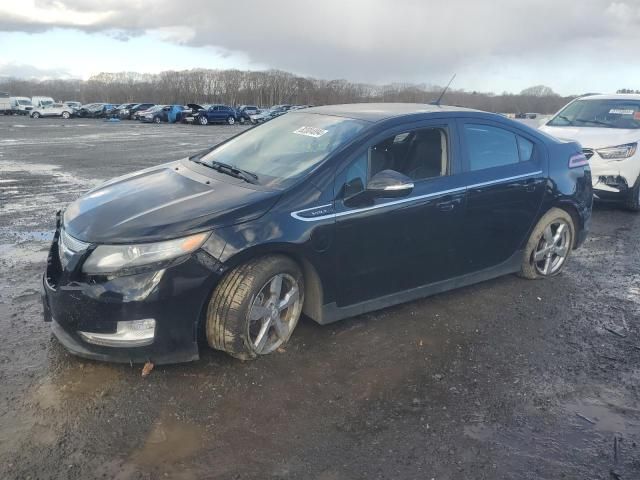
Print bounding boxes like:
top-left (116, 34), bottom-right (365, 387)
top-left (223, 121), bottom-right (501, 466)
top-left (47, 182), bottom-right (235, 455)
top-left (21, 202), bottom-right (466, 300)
top-left (576, 118), bottom-right (612, 128)
top-left (190, 158), bottom-right (258, 184)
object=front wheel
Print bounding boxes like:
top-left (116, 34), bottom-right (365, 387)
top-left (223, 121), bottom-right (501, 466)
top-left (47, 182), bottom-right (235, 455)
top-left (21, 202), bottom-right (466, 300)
top-left (227, 116), bottom-right (235, 125)
top-left (624, 178), bottom-right (640, 212)
top-left (154, 116), bottom-right (161, 124)
top-left (519, 208), bottom-right (575, 279)
top-left (61, 111), bottom-right (70, 119)
top-left (31, 112), bottom-right (40, 119)
top-left (198, 116), bottom-right (208, 125)
top-left (206, 255), bottom-right (304, 360)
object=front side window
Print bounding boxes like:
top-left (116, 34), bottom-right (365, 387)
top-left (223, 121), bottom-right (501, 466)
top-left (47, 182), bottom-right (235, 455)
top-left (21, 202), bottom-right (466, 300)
top-left (464, 124), bottom-right (533, 171)
top-left (199, 112), bottom-right (367, 188)
top-left (547, 99), bottom-right (640, 129)
top-left (338, 126), bottom-right (449, 198)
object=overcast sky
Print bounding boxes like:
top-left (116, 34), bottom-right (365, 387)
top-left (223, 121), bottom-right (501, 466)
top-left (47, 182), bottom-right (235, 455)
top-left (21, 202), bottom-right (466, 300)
top-left (0, 0), bottom-right (639, 95)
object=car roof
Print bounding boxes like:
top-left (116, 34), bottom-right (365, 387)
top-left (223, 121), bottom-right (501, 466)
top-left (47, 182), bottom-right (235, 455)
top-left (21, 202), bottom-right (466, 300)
top-left (299, 102), bottom-right (479, 122)
top-left (579, 94), bottom-right (640, 101)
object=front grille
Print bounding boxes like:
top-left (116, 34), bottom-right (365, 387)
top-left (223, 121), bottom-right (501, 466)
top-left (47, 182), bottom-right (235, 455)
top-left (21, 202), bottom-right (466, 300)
top-left (582, 148), bottom-right (594, 160)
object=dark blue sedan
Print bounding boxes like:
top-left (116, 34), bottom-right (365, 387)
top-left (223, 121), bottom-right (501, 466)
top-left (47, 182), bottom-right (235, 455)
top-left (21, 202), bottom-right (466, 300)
top-left (42, 103), bottom-right (592, 364)
top-left (191, 104), bottom-right (239, 125)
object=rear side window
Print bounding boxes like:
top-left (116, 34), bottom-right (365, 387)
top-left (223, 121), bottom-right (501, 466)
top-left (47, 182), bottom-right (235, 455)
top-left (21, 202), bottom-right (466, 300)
top-left (464, 124), bottom-right (533, 171)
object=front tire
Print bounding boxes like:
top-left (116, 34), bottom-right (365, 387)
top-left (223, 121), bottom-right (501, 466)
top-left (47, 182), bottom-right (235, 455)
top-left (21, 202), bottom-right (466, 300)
top-left (198, 116), bottom-right (208, 126)
top-left (519, 208), bottom-right (575, 279)
top-left (206, 255), bottom-right (304, 360)
top-left (227, 116), bottom-right (235, 125)
top-left (154, 116), bottom-right (161, 124)
top-left (31, 112), bottom-right (40, 119)
top-left (61, 111), bottom-right (70, 119)
top-left (624, 178), bottom-right (640, 212)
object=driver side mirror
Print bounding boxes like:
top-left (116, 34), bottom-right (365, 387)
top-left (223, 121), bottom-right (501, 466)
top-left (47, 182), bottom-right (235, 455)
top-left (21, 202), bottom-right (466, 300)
top-left (366, 169), bottom-right (414, 198)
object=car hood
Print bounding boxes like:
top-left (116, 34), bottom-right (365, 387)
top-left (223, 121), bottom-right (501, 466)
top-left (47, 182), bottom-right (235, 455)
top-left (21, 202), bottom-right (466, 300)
top-left (539, 125), bottom-right (640, 149)
top-left (63, 161), bottom-right (280, 244)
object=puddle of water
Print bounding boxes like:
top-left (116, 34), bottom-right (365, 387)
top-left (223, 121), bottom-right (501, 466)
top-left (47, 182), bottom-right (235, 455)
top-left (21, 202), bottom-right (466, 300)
top-left (131, 417), bottom-right (204, 466)
top-left (0, 243), bottom-right (47, 264)
top-left (463, 423), bottom-right (495, 441)
top-left (565, 398), bottom-right (629, 433)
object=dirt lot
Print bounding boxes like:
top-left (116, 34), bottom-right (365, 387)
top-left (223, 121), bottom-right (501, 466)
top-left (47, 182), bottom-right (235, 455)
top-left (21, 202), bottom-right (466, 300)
top-left (0, 115), bottom-right (639, 480)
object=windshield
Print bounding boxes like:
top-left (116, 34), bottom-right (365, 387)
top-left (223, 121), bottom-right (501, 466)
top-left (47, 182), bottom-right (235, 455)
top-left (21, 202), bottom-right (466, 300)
top-left (198, 112), bottom-right (367, 188)
top-left (548, 99), bottom-right (640, 129)
top-left (18, 100), bottom-right (32, 105)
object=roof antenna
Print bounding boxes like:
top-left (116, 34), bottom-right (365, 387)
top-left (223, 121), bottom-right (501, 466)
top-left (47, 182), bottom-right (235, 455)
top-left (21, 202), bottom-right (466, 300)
top-left (430, 74), bottom-right (456, 106)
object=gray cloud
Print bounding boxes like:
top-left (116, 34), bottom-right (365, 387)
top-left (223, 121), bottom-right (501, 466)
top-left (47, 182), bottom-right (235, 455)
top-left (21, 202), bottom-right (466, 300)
top-left (0, 63), bottom-right (76, 79)
top-left (2, 0), bottom-right (640, 84)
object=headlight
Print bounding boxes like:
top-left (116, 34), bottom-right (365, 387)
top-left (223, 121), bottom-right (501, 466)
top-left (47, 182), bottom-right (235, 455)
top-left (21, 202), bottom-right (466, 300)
top-left (596, 142), bottom-right (637, 160)
top-left (82, 232), bottom-right (210, 275)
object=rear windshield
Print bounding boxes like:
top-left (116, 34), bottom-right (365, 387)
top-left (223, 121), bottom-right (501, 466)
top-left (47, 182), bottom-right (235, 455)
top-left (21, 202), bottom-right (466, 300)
top-left (548, 99), bottom-right (640, 129)
top-left (198, 112), bottom-right (367, 188)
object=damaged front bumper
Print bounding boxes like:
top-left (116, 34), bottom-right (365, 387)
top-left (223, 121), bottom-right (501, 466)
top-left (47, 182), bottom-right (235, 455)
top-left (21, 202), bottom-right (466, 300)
top-left (41, 224), bottom-right (226, 365)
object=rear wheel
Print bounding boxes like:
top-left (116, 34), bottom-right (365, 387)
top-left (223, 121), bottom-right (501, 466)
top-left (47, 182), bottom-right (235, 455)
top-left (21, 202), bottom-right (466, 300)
top-left (519, 208), bottom-right (574, 279)
top-left (227, 116), bottom-right (235, 125)
top-left (206, 255), bottom-right (304, 360)
top-left (198, 116), bottom-right (208, 126)
top-left (624, 178), bottom-right (640, 212)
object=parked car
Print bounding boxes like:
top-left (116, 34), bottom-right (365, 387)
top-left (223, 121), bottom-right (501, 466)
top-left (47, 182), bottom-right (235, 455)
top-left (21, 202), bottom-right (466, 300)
top-left (188, 104), bottom-right (238, 125)
top-left (63, 101), bottom-right (82, 111)
top-left (140, 105), bottom-right (186, 123)
top-left (31, 96), bottom-right (55, 109)
top-left (31, 102), bottom-right (74, 119)
top-left (76, 103), bottom-right (106, 118)
top-left (0, 92), bottom-right (10, 114)
top-left (540, 94), bottom-right (640, 210)
top-left (236, 105), bottom-right (259, 123)
top-left (10, 96), bottom-right (33, 115)
top-left (249, 106), bottom-right (289, 124)
top-left (129, 103), bottom-right (156, 120)
top-left (110, 103), bottom-right (137, 118)
top-left (42, 103), bottom-right (592, 364)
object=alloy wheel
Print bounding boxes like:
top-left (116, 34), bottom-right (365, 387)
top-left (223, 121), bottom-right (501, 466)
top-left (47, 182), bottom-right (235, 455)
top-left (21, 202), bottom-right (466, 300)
top-left (227, 116), bottom-right (235, 125)
top-left (532, 219), bottom-right (571, 276)
top-left (247, 273), bottom-right (302, 354)
top-left (199, 116), bottom-right (208, 125)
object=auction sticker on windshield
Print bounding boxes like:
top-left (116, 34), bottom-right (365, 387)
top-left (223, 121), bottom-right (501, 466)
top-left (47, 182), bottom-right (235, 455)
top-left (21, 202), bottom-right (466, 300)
top-left (293, 126), bottom-right (328, 138)
top-left (609, 109), bottom-right (635, 115)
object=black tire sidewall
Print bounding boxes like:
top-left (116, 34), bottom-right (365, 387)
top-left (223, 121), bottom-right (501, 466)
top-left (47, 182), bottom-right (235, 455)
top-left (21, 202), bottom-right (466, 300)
top-left (206, 255), bottom-right (304, 359)
top-left (520, 208), bottom-right (575, 279)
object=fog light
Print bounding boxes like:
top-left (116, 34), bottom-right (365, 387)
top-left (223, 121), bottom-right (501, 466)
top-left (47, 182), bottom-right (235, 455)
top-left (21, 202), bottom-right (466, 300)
top-left (78, 319), bottom-right (156, 347)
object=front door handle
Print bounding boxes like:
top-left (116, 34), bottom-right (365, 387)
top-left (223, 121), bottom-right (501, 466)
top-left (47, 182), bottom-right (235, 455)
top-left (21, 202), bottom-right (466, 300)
top-left (436, 200), bottom-right (458, 211)
top-left (525, 179), bottom-right (537, 192)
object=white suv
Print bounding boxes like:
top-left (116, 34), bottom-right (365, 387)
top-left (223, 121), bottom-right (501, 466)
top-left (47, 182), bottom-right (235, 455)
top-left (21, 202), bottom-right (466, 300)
top-left (31, 103), bottom-right (74, 120)
top-left (540, 94), bottom-right (640, 210)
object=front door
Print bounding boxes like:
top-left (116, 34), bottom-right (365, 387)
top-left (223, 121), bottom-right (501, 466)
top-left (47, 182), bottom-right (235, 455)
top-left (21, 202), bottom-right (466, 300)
top-left (457, 120), bottom-right (547, 273)
top-left (334, 120), bottom-right (467, 307)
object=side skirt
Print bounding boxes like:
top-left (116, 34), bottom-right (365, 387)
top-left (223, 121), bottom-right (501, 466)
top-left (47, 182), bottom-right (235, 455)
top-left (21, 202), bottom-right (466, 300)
top-left (316, 250), bottom-right (523, 325)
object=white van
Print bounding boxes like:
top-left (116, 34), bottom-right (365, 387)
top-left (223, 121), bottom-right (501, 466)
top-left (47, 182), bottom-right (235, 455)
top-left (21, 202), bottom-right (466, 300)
top-left (31, 96), bottom-right (55, 109)
top-left (10, 97), bottom-right (33, 115)
top-left (0, 92), bottom-right (10, 114)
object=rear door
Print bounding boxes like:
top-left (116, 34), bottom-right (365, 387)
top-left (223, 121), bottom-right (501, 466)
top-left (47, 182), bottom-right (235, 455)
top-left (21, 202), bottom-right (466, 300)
top-left (457, 119), bottom-right (547, 273)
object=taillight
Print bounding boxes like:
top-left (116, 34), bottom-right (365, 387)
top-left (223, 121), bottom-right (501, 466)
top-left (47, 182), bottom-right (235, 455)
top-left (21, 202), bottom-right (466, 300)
top-left (569, 153), bottom-right (589, 168)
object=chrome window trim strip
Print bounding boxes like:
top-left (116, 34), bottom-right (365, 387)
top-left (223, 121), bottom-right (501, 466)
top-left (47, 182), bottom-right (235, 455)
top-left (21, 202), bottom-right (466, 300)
top-left (290, 171), bottom-right (543, 222)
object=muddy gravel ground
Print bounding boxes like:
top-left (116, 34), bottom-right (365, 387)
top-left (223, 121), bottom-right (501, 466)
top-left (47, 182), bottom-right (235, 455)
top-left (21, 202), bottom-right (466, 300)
top-left (0, 115), bottom-right (639, 480)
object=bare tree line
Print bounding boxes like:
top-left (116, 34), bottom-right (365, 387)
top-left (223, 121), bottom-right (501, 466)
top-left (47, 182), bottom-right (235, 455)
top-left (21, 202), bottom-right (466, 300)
top-left (0, 69), bottom-right (577, 113)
